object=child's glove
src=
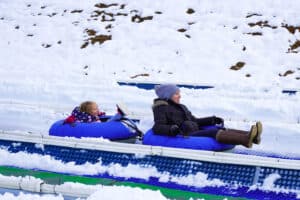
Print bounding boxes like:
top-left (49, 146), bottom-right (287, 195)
top-left (63, 115), bottom-right (76, 125)
top-left (98, 111), bottom-right (106, 116)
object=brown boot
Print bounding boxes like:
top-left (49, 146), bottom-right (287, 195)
top-left (216, 125), bottom-right (257, 148)
top-left (226, 122), bottom-right (262, 145)
top-left (253, 121), bottom-right (263, 144)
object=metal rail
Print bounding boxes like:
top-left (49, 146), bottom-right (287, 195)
top-left (1, 131), bottom-right (299, 170)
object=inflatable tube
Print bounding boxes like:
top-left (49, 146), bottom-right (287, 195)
top-left (143, 127), bottom-right (235, 151)
top-left (49, 120), bottom-right (137, 140)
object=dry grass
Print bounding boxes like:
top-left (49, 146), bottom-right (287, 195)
top-left (246, 32), bottom-right (263, 36)
top-left (95, 3), bottom-right (118, 9)
top-left (131, 15), bottom-right (153, 23)
top-left (248, 21), bottom-right (277, 29)
top-left (246, 13), bottom-right (262, 18)
top-left (130, 73), bottom-right (150, 79)
top-left (288, 40), bottom-right (300, 53)
top-left (186, 8), bottom-right (195, 14)
top-left (71, 10), bottom-right (83, 14)
top-left (230, 62), bottom-right (246, 70)
top-left (282, 24), bottom-right (300, 34)
top-left (279, 70), bottom-right (294, 77)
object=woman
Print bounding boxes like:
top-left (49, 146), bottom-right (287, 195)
top-left (152, 84), bottom-right (262, 148)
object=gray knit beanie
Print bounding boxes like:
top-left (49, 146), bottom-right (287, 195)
top-left (155, 84), bottom-right (180, 99)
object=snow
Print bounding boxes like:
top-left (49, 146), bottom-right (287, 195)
top-left (0, 0), bottom-right (300, 198)
top-left (170, 172), bottom-right (224, 188)
top-left (0, 174), bottom-right (299, 199)
top-left (1, 148), bottom-right (299, 198)
top-left (0, 149), bottom-right (225, 188)
top-left (85, 185), bottom-right (167, 200)
top-left (0, 187), bottom-right (167, 200)
top-left (261, 173), bottom-right (281, 190)
top-left (0, 0), bottom-right (299, 155)
top-left (0, 193), bottom-right (64, 200)
top-left (0, 181), bottom-right (168, 200)
top-left (248, 173), bottom-right (300, 198)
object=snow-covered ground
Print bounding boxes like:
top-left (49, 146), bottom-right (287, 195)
top-left (0, 0), bottom-right (300, 199)
top-left (0, 149), bottom-right (225, 188)
top-left (0, 179), bottom-right (168, 200)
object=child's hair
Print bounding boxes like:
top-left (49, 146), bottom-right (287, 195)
top-left (80, 101), bottom-right (97, 114)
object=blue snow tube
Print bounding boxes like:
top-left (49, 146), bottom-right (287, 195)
top-left (143, 126), bottom-right (235, 151)
top-left (49, 119), bottom-right (137, 140)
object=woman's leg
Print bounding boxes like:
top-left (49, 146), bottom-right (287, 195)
top-left (216, 125), bottom-right (257, 148)
top-left (187, 128), bottom-right (219, 138)
top-left (226, 121), bottom-right (262, 144)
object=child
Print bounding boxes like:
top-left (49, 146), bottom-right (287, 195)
top-left (64, 101), bottom-right (127, 124)
top-left (64, 101), bottom-right (106, 124)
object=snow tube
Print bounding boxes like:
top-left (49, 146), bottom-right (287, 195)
top-left (49, 119), bottom-right (137, 140)
top-left (143, 126), bottom-right (235, 151)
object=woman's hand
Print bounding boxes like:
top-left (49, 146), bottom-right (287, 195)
top-left (169, 125), bottom-right (180, 136)
top-left (213, 116), bottom-right (224, 125)
top-left (181, 121), bottom-right (199, 134)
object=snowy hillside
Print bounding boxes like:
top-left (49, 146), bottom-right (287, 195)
top-left (1, 0), bottom-right (300, 155)
top-left (0, 0), bottom-right (300, 199)
top-left (0, 1), bottom-right (300, 198)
